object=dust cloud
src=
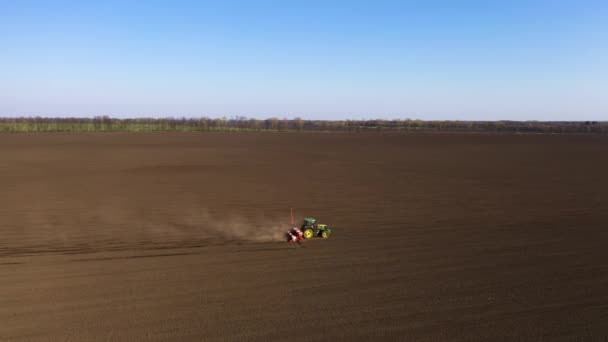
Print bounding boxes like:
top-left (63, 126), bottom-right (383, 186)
top-left (4, 200), bottom-right (290, 257)
top-left (177, 208), bottom-right (288, 243)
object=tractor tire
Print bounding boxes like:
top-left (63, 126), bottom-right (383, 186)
top-left (321, 231), bottom-right (329, 238)
top-left (303, 228), bottom-right (314, 239)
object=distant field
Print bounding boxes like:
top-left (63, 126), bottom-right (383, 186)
top-left (1, 132), bottom-right (608, 341)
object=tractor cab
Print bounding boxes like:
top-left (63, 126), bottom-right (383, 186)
top-left (301, 217), bottom-right (317, 229)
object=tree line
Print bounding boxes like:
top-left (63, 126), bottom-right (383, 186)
top-left (0, 116), bottom-right (606, 134)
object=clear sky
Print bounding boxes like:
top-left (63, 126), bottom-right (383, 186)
top-left (1, 0), bottom-right (606, 120)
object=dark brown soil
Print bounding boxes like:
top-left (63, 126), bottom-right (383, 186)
top-left (1, 132), bottom-right (608, 341)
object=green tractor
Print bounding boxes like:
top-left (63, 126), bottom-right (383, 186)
top-left (300, 217), bottom-right (332, 239)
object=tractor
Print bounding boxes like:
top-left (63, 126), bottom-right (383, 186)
top-left (300, 217), bottom-right (332, 239)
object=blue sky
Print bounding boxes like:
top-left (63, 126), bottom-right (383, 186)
top-left (1, 0), bottom-right (606, 120)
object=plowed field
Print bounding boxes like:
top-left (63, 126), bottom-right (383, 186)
top-left (2, 132), bottom-right (608, 341)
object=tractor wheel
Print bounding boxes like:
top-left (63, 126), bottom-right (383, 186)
top-left (321, 231), bottom-right (329, 238)
top-left (303, 228), bottom-right (314, 239)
